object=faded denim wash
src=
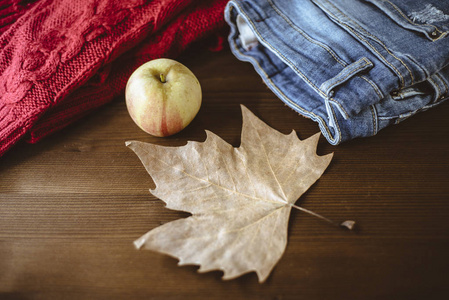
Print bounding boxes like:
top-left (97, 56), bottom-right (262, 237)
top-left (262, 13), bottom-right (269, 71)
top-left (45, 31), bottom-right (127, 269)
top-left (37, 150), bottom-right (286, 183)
top-left (225, 0), bottom-right (449, 144)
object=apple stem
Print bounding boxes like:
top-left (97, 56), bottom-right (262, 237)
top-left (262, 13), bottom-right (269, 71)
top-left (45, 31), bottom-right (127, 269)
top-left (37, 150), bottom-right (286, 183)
top-left (160, 73), bottom-right (166, 83)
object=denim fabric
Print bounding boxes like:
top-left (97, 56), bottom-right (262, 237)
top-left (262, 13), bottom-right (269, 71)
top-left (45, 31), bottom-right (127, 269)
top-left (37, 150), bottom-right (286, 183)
top-left (225, 0), bottom-right (449, 144)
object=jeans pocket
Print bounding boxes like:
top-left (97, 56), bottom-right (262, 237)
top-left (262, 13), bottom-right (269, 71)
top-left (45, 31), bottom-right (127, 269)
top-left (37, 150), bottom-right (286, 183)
top-left (365, 0), bottom-right (449, 41)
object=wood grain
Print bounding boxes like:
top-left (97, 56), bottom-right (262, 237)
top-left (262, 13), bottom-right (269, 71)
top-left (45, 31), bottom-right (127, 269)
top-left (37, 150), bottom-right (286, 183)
top-left (1, 41), bottom-right (449, 300)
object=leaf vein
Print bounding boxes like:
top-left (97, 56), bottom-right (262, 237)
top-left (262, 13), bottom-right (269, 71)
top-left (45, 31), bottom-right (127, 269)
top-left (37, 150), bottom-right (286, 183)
top-left (140, 146), bottom-right (281, 205)
top-left (246, 118), bottom-right (288, 204)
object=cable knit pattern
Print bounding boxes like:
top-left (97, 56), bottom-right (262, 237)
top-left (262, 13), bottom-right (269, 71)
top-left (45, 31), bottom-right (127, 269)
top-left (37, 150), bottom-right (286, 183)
top-left (0, 0), bottom-right (228, 156)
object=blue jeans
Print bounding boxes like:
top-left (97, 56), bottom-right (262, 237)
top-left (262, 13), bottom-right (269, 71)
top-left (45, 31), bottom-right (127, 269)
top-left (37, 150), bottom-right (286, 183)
top-left (225, 0), bottom-right (449, 144)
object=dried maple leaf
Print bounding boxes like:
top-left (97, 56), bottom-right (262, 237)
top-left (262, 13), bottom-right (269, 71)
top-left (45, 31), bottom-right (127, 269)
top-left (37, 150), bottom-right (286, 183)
top-left (126, 105), bottom-right (353, 283)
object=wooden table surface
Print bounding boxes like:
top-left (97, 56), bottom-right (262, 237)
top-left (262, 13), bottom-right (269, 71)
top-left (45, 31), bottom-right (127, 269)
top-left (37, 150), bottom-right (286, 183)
top-left (1, 42), bottom-right (449, 300)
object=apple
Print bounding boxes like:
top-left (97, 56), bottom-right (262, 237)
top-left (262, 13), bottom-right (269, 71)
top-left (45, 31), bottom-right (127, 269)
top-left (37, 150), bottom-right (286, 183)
top-left (125, 58), bottom-right (202, 137)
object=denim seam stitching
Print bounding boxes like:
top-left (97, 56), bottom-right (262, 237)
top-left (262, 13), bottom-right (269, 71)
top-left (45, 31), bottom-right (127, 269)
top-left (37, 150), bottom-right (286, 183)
top-left (324, 0), bottom-right (416, 85)
top-left (320, 0), bottom-right (412, 86)
top-left (241, 50), bottom-right (340, 142)
top-left (270, 0), bottom-right (388, 116)
top-left (250, 53), bottom-right (341, 142)
top-left (329, 22), bottom-right (405, 88)
top-left (422, 99), bottom-right (449, 110)
top-left (318, 0), bottom-right (413, 88)
top-left (227, 12), bottom-right (340, 143)
top-left (427, 76), bottom-right (447, 104)
top-left (428, 77), bottom-right (441, 103)
top-left (435, 73), bottom-right (449, 95)
top-left (268, 0), bottom-right (347, 68)
top-left (234, 3), bottom-right (350, 118)
top-left (383, 0), bottom-right (448, 38)
top-left (360, 75), bottom-right (384, 99)
top-left (270, 0), bottom-right (383, 101)
top-left (267, 0), bottom-right (382, 118)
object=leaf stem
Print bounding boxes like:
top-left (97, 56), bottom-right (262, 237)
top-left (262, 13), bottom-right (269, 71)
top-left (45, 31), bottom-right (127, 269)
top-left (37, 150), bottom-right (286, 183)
top-left (290, 204), bottom-right (355, 230)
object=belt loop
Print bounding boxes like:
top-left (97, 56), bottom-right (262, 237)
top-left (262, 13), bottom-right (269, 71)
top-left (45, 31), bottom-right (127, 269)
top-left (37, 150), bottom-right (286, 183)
top-left (320, 57), bottom-right (374, 96)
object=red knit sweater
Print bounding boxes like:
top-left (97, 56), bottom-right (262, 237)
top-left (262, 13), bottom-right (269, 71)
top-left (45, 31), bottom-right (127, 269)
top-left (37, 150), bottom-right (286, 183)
top-left (0, 0), bottom-right (228, 157)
